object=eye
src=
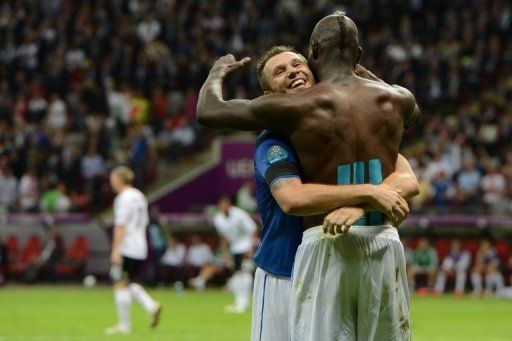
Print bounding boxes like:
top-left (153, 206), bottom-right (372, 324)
top-left (275, 69), bottom-right (284, 76)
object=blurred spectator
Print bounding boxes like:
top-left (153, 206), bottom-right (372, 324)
top-left (235, 180), bottom-right (257, 213)
top-left (189, 239), bottom-right (232, 291)
top-left (167, 117), bottom-right (196, 164)
top-left (480, 161), bottom-right (507, 213)
top-left (45, 93), bottom-right (67, 131)
top-left (80, 144), bottom-right (105, 210)
top-left (18, 168), bottom-right (39, 212)
top-left (39, 183), bottom-right (71, 213)
top-left (185, 235), bottom-right (213, 274)
top-left (160, 234), bottom-right (186, 285)
top-left (0, 166), bottom-right (18, 211)
top-left (454, 158), bottom-right (481, 206)
top-left (430, 171), bottom-right (456, 211)
top-left (471, 239), bottom-right (504, 296)
top-left (409, 237), bottom-right (438, 292)
top-left (145, 208), bottom-right (167, 285)
top-left (434, 239), bottom-right (471, 296)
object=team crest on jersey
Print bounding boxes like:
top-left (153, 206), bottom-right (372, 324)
top-left (267, 145), bottom-right (288, 164)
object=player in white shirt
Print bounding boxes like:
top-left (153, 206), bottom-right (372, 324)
top-left (213, 195), bottom-right (257, 313)
top-left (105, 166), bottom-right (162, 335)
top-left (434, 239), bottom-right (471, 295)
top-left (186, 235), bottom-right (214, 267)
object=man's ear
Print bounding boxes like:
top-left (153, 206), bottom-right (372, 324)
top-left (355, 46), bottom-right (363, 65)
top-left (312, 41), bottom-right (319, 60)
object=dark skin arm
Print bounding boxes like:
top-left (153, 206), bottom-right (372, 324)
top-left (197, 55), bottom-right (319, 133)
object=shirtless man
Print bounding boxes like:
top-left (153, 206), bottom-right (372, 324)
top-left (248, 45), bottom-right (418, 341)
top-left (198, 12), bottom-right (418, 340)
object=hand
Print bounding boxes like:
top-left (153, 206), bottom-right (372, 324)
top-left (210, 54), bottom-right (251, 78)
top-left (110, 250), bottom-right (122, 265)
top-left (323, 206), bottom-right (365, 235)
top-left (368, 184), bottom-right (409, 226)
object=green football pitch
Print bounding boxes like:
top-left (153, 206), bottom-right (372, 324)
top-left (0, 286), bottom-right (511, 340)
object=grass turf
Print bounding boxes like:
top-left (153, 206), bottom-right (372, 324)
top-left (0, 286), bottom-right (511, 340)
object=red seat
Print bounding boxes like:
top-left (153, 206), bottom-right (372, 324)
top-left (8, 235), bottom-right (41, 275)
top-left (435, 238), bottom-right (451, 262)
top-left (463, 238), bottom-right (479, 258)
top-left (494, 240), bottom-right (511, 265)
top-left (201, 235), bottom-right (217, 250)
top-left (5, 235), bottom-right (20, 263)
top-left (54, 235), bottom-right (89, 276)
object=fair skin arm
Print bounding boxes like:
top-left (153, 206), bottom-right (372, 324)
top-left (271, 179), bottom-right (408, 221)
top-left (110, 225), bottom-right (125, 265)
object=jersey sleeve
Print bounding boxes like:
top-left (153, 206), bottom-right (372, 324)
top-left (254, 136), bottom-right (302, 188)
top-left (114, 196), bottom-right (132, 226)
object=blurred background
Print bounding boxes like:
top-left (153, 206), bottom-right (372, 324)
top-left (0, 0), bottom-right (511, 339)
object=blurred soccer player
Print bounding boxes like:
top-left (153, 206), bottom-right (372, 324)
top-left (212, 195), bottom-right (257, 313)
top-left (198, 11), bottom-right (420, 340)
top-left (410, 237), bottom-right (438, 292)
top-left (105, 166), bottom-right (161, 335)
top-left (247, 46), bottom-right (418, 340)
top-left (434, 239), bottom-right (471, 296)
top-left (471, 239), bottom-right (504, 296)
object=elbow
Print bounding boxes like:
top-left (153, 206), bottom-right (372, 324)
top-left (403, 175), bottom-right (420, 199)
top-left (279, 196), bottom-right (309, 216)
top-left (196, 104), bottom-right (212, 126)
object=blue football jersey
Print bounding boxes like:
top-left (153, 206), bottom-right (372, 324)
top-left (253, 130), bottom-right (304, 278)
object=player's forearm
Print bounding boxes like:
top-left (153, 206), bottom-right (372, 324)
top-left (384, 154), bottom-right (420, 200)
top-left (111, 225), bottom-right (125, 254)
top-left (274, 180), bottom-right (375, 216)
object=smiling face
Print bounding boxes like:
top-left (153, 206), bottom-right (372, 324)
top-left (262, 51), bottom-right (315, 94)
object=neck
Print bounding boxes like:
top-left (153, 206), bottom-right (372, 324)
top-left (118, 184), bottom-right (132, 193)
top-left (316, 58), bottom-right (355, 81)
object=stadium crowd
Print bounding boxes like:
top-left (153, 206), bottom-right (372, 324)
top-left (0, 0), bottom-right (511, 214)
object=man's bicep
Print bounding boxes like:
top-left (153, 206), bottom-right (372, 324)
top-left (270, 177), bottom-right (302, 195)
top-left (198, 99), bottom-right (268, 131)
top-left (250, 94), bottom-right (310, 131)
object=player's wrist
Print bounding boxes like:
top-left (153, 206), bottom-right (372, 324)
top-left (359, 184), bottom-right (377, 204)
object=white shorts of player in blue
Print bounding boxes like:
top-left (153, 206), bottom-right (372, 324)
top-left (290, 225), bottom-right (410, 341)
top-left (251, 267), bottom-right (291, 341)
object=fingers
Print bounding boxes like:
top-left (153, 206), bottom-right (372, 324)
top-left (228, 57), bottom-right (251, 73)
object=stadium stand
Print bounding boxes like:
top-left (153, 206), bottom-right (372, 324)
top-left (0, 0), bottom-right (511, 293)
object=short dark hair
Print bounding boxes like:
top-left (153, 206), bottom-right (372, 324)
top-left (256, 45), bottom-right (302, 92)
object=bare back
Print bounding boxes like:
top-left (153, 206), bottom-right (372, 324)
top-left (287, 77), bottom-right (406, 227)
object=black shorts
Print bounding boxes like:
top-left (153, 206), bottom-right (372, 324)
top-left (122, 256), bottom-right (144, 282)
top-left (233, 253), bottom-right (245, 272)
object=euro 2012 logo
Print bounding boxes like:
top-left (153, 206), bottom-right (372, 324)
top-left (267, 145), bottom-right (288, 164)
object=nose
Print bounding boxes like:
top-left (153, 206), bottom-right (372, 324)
top-left (287, 68), bottom-right (298, 79)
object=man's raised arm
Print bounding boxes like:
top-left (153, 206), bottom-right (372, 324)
top-left (197, 55), bottom-right (312, 132)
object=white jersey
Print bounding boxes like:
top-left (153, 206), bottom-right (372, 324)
top-left (114, 187), bottom-right (149, 260)
top-left (213, 206), bottom-right (256, 255)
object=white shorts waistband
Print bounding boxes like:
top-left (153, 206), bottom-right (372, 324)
top-left (302, 225), bottom-right (399, 244)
